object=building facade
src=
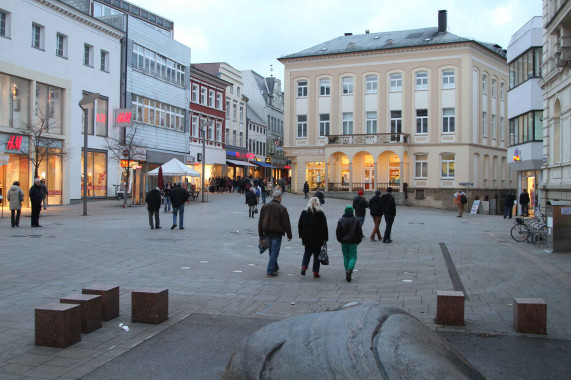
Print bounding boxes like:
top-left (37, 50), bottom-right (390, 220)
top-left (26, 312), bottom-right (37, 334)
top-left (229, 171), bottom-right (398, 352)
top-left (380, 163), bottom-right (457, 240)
top-left (507, 17), bottom-right (543, 216)
top-left (246, 104), bottom-right (269, 178)
top-left (189, 65), bottom-right (230, 186)
top-left (0, 0), bottom-right (122, 205)
top-left (540, 0), bottom-right (571, 206)
top-left (279, 11), bottom-right (512, 211)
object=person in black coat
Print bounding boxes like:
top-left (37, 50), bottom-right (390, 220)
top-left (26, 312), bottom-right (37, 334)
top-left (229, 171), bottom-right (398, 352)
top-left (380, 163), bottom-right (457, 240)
top-left (336, 205), bottom-right (362, 282)
top-left (314, 188), bottom-right (325, 205)
top-left (380, 187), bottom-right (396, 243)
top-left (29, 178), bottom-right (44, 227)
top-left (245, 188), bottom-right (258, 218)
top-left (519, 189), bottom-right (530, 217)
top-left (368, 190), bottom-right (383, 241)
top-left (504, 191), bottom-right (515, 219)
top-left (146, 187), bottom-right (162, 229)
top-left (303, 181), bottom-right (309, 199)
top-left (352, 190), bottom-right (368, 229)
top-left (298, 197), bottom-right (328, 278)
top-left (170, 181), bottom-right (191, 229)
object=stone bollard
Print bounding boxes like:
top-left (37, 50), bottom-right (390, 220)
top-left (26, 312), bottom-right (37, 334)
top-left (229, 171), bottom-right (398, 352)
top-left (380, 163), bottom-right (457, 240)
top-left (435, 290), bottom-right (465, 326)
top-left (131, 288), bottom-right (168, 324)
top-left (513, 298), bottom-right (547, 334)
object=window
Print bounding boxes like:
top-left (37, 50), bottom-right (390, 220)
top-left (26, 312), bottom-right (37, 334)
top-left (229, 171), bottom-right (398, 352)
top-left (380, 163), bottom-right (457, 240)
top-left (342, 77), bottom-right (354, 94)
top-left (237, 87), bottom-right (240, 96)
top-left (208, 90), bottom-right (215, 107)
top-left (415, 154), bottom-right (428, 178)
top-left (200, 87), bottom-right (207, 105)
top-left (100, 50), bottom-right (109, 72)
top-left (232, 130), bottom-right (236, 145)
top-left (156, 55), bottom-right (166, 78)
top-left (508, 111), bottom-right (543, 146)
top-left (366, 112), bottom-right (377, 134)
top-left (56, 33), bottom-right (67, 58)
top-left (1, 74), bottom-right (31, 128)
top-left (84, 44), bottom-right (93, 67)
top-left (416, 109), bottom-right (428, 134)
top-left (132, 43), bottom-right (144, 69)
top-left (342, 113), bottom-right (353, 135)
top-left (482, 74), bottom-right (488, 94)
top-left (390, 73), bottom-right (402, 91)
top-left (500, 117), bottom-right (505, 141)
top-left (500, 83), bottom-right (505, 101)
top-left (441, 154), bottom-right (455, 178)
top-left (297, 80), bottom-right (308, 97)
top-left (32, 23), bottom-right (44, 50)
top-left (482, 111), bottom-right (487, 137)
top-left (192, 116), bottom-right (199, 137)
top-left (442, 70), bottom-right (455, 89)
top-left (232, 104), bottom-right (237, 120)
top-left (95, 97), bottom-right (108, 136)
top-left (390, 111), bottom-right (402, 141)
top-left (240, 132), bottom-right (243, 146)
top-left (191, 84), bottom-right (199, 102)
top-left (240, 106), bottom-right (243, 121)
top-left (35, 83), bottom-right (64, 134)
top-left (365, 75), bottom-right (378, 93)
top-left (144, 49), bottom-right (155, 74)
top-left (1, 10), bottom-right (11, 38)
top-left (491, 115), bottom-right (497, 139)
top-left (416, 71), bottom-right (428, 90)
top-left (319, 114), bottom-right (330, 137)
top-left (230, 85), bottom-right (233, 93)
top-left (509, 47), bottom-right (542, 89)
top-left (319, 78), bottom-right (330, 96)
top-left (442, 108), bottom-right (455, 133)
top-left (216, 93), bottom-right (222, 110)
top-left (491, 78), bottom-right (497, 98)
top-left (131, 94), bottom-right (185, 132)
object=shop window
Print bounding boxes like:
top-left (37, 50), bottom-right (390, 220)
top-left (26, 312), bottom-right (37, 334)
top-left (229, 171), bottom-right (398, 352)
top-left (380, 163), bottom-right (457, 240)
top-left (36, 83), bottom-right (64, 134)
top-left (1, 74), bottom-right (31, 128)
top-left (306, 162), bottom-right (325, 190)
top-left (37, 146), bottom-right (63, 205)
top-left (81, 150), bottom-right (107, 197)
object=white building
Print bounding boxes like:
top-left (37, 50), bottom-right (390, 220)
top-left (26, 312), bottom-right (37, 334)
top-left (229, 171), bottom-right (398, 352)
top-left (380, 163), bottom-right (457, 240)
top-left (246, 104), bottom-right (269, 178)
top-left (0, 0), bottom-right (123, 204)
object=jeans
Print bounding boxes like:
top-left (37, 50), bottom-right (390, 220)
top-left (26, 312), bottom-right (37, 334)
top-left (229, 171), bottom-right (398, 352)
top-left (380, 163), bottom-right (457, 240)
top-left (172, 205), bottom-right (185, 228)
top-left (371, 215), bottom-right (382, 240)
top-left (521, 204), bottom-right (529, 217)
top-left (504, 205), bottom-right (513, 219)
top-left (148, 209), bottom-right (160, 227)
top-left (261, 192), bottom-right (266, 204)
top-left (11, 209), bottom-right (21, 227)
top-left (265, 234), bottom-right (282, 274)
top-left (384, 215), bottom-right (394, 242)
top-left (302, 244), bottom-right (321, 273)
top-left (341, 244), bottom-right (358, 271)
top-left (164, 196), bottom-right (171, 212)
top-left (357, 216), bottom-right (365, 227)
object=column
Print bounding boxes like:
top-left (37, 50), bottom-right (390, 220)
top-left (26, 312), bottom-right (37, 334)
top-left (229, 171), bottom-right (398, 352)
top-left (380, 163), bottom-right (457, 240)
top-left (349, 162), bottom-right (353, 192)
top-left (324, 162), bottom-right (329, 192)
top-left (399, 158), bottom-right (404, 191)
top-left (374, 160), bottom-right (379, 190)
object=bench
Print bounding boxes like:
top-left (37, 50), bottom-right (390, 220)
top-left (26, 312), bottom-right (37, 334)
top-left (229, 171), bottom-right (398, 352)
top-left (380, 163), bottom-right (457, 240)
top-left (513, 298), bottom-right (547, 334)
top-left (60, 294), bottom-right (102, 333)
top-left (131, 288), bottom-right (168, 324)
top-left (82, 284), bottom-right (120, 321)
top-left (35, 303), bottom-right (81, 348)
top-left (435, 290), bottom-right (465, 326)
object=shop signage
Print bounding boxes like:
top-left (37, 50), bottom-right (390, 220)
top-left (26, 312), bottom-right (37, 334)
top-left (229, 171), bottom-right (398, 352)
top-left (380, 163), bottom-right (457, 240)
top-left (265, 156), bottom-right (272, 163)
top-left (6, 135), bottom-right (22, 151)
top-left (197, 153), bottom-right (203, 162)
top-left (120, 160), bottom-right (141, 168)
top-left (284, 165), bottom-right (291, 169)
top-left (227, 150), bottom-right (256, 160)
top-left (185, 155), bottom-right (195, 165)
top-left (287, 148), bottom-right (324, 156)
top-left (470, 200), bottom-right (481, 215)
top-left (513, 148), bottom-right (521, 162)
top-left (96, 113), bottom-right (107, 123)
top-left (114, 109), bottom-right (133, 127)
top-left (459, 182), bottom-right (474, 186)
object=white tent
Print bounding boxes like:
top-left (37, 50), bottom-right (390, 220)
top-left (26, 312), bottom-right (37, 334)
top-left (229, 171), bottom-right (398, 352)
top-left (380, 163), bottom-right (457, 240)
top-left (147, 158), bottom-right (200, 177)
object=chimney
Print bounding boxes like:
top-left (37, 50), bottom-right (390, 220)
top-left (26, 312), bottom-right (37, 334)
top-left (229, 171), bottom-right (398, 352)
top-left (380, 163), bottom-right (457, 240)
top-left (438, 10), bottom-right (447, 33)
top-left (365, 30), bottom-right (370, 34)
top-left (344, 33), bottom-right (352, 36)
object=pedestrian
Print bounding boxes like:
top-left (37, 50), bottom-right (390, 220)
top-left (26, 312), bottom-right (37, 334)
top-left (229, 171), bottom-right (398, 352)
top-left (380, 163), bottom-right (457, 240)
top-left (170, 181), bottom-right (190, 230)
top-left (315, 187), bottom-right (325, 205)
top-left (40, 179), bottom-right (48, 210)
top-left (504, 191), bottom-right (515, 219)
top-left (298, 197), bottom-right (328, 278)
top-left (336, 205), bottom-right (362, 282)
top-left (453, 189), bottom-right (466, 218)
top-left (246, 187), bottom-right (258, 218)
top-left (163, 182), bottom-right (172, 212)
top-left (368, 190), bottom-right (383, 241)
top-left (7, 181), bottom-right (25, 228)
top-left (29, 178), bottom-right (44, 227)
top-left (353, 190), bottom-right (368, 229)
top-left (303, 181), bottom-right (309, 199)
top-left (258, 191), bottom-right (292, 277)
top-left (520, 189), bottom-right (530, 217)
top-left (145, 186), bottom-right (162, 229)
top-left (260, 181), bottom-right (267, 204)
top-left (255, 185), bottom-right (261, 203)
top-left (380, 187), bottom-right (396, 243)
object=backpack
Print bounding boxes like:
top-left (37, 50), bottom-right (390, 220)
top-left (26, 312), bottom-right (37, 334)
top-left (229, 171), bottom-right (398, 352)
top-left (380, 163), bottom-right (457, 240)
top-left (460, 194), bottom-right (467, 204)
top-left (255, 188), bottom-right (261, 196)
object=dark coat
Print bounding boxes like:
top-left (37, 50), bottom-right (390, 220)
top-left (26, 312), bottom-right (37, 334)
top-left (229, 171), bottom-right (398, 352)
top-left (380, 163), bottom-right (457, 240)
top-left (146, 188), bottom-right (162, 211)
top-left (380, 193), bottom-right (396, 216)
top-left (352, 196), bottom-right (368, 217)
top-left (519, 192), bottom-right (530, 205)
top-left (336, 213), bottom-right (363, 244)
top-left (303, 182), bottom-right (309, 193)
top-left (505, 193), bottom-right (515, 207)
top-left (164, 185), bottom-right (172, 197)
top-left (170, 185), bottom-right (190, 207)
top-left (245, 191), bottom-right (258, 206)
top-left (258, 199), bottom-right (292, 239)
top-left (29, 184), bottom-right (44, 204)
top-left (315, 190), bottom-right (325, 204)
top-left (298, 209), bottom-right (328, 247)
top-left (368, 195), bottom-right (383, 216)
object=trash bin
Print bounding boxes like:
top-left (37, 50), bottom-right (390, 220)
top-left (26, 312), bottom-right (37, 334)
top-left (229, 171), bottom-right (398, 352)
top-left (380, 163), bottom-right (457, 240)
top-left (545, 201), bottom-right (571, 252)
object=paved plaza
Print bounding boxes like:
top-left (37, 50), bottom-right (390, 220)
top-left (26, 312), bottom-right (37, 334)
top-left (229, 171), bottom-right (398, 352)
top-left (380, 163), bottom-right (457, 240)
top-left (0, 192), bottom-right (570, 379)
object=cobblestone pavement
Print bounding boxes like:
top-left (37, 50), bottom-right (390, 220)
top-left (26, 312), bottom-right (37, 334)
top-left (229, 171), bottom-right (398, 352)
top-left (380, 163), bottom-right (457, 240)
top-left (0, 192), bottom-right (570, 379)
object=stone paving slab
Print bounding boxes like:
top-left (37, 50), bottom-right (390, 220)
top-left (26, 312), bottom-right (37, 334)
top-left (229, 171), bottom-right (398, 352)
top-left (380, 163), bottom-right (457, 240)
top-left (0, 193), bottom-right (570, 378)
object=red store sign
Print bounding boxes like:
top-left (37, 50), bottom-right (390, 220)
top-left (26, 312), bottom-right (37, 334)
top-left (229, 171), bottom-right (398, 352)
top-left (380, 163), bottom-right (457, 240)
top-left (6, 135), bottom-right (22, 150)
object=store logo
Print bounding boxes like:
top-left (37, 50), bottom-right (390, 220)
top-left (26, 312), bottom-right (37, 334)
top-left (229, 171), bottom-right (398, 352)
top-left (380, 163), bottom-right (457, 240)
top-left (6, 135), bottom-right (22, 150)
top-left (116, 112), bottom-right (131, 124)
top-left (96, 113), bottom-right (107, 123)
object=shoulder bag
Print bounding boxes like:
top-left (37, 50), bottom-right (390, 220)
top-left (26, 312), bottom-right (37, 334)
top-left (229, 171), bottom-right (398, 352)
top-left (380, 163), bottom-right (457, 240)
top-left (318, 242), bottom-right (329, 265)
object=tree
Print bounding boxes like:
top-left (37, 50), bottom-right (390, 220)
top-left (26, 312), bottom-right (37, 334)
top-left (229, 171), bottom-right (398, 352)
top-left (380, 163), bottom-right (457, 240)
top-left (105, 125), bottom-right (146, 208)
top-left (15, 108), bottom-right (71, 181)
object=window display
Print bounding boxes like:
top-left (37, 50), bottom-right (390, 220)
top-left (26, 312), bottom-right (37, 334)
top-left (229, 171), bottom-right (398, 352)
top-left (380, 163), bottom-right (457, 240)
top-left (81, 150), bottom-right (107, 197)
top-left (306, 162), bottom-right (324, 190)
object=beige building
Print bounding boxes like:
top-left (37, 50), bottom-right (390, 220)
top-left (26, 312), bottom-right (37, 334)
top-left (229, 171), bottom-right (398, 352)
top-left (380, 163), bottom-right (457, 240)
top-left (279, 11), bottom-right (513, 211)
top-left (540, 0), bottom-right (571, 205)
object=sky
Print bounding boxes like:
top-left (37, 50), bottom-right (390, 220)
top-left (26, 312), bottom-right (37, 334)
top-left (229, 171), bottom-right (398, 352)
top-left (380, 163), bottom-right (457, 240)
top-left (133, 0), bottom-right (542, 83)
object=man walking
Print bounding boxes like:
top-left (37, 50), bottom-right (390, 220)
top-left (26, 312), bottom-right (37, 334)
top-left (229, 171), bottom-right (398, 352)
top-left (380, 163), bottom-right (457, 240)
top-left (520, 189), bottom-right (530, 217)
top-left (314, 188), bottom-right (325, 205)
top-left (352, 190), bottom-right (368, 228)
top-left (453, 189), bottom-right (466, 218)
top-left (146, 187), bottom-right (162, 229)
top-left (303, 181), bottom-right (309, 199)
top-left (368, 190), bottom-right (383, 241)
top-left (258, 191), bottom-right (292, 277)
top-left (170, 181), bottom-right (190, 230)
top-left (380, 187), bottom-right (396, 243)
top-left (336, 205), bottom-right (362, 282)
top-left (29, 178), bottom-right (44, 227)
top-left (504, 191), bottom-right (515, 219)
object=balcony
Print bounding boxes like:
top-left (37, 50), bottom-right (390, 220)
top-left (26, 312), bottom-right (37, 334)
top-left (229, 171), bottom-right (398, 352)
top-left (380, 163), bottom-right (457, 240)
top-left (327, 133), bottom-right (410, 145)
top-left (555, 47), bottom-right (571, 67)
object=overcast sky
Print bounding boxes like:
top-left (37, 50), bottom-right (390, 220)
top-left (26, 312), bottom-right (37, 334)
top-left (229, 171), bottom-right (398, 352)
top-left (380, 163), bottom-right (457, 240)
top-left (134, 0), bottom-right (542, 83)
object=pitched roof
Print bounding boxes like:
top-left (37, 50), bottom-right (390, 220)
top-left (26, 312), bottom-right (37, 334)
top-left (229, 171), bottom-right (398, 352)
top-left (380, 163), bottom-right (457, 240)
top-left (279, 27), bottom-right (506, 60)
top-left (247, 104), bottom-right (266, 125)
top-left (191, 63), bottom-right (222, 77)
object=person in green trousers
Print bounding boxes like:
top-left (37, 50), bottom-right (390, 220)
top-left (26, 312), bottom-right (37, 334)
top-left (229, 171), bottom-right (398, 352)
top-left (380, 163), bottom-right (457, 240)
top-left (336, 205), bottom-right (363, 282)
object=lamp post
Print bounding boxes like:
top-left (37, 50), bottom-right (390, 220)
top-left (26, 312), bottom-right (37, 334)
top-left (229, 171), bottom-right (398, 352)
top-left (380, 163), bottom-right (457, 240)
top-left (199, 119), bottom-right (213, 202)
top-left (78, 93), bottom-right (100, 216)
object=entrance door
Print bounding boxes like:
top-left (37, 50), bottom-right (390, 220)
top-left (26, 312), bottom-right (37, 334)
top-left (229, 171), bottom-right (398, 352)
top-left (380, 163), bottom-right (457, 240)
top-left (365, 169), bottom-right (374, 191)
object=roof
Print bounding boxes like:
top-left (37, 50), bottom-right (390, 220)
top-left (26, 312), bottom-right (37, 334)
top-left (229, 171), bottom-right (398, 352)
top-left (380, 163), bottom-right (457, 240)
top-left (247, 104), bottom-right (266, 125)
top-left (190, 65), bottom-right (232, 88)
top-left (279, 27), bottom-right (506, 60)
top-left (191, 63), bottom-right (222, 77)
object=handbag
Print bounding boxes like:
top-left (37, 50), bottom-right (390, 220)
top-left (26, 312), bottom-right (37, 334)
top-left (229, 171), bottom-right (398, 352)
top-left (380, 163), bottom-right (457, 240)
top-left (318, 242), bottom-right (329, 265)
top-left (254, 206), bottom-right (258, 214)
top-left (258, 238), bottom-right (269, 254)
top-left (19, 192), bottom-right (24, 202)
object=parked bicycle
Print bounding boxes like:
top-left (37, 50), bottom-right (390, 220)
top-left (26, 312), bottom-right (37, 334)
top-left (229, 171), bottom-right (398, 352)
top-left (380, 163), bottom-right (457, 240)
top-left (510, 213), bottom-right (547, 245)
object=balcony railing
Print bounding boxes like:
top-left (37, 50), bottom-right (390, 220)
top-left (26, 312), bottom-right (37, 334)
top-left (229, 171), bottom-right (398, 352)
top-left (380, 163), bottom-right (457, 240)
top-left (327, 133), bottom-right (410, 145)
top-left (327, 183), bottom-right (400, 192)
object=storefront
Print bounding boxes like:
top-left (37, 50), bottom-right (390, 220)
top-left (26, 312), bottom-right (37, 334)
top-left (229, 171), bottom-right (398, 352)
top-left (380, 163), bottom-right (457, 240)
top-left (226, 149), bottom-right (255, 179)
top-left (521, 170), bottom-right (541, 216)
top-left (81, 149), bottom-right (108, 198)
top-left (306, 162), bottom-right (325, 190)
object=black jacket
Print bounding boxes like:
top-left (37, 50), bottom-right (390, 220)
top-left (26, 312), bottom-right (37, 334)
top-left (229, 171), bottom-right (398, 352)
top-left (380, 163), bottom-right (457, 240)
top-left (336, 213), bottom-right (362, 244)
top-left (170, 185), bottom-right (190, 207)
top-left (29, 184), bottom-right (44, 204)
top-left (298, 209), bottom-right (328, 246)
top-left (505, 193), bottom-right (515, 207)
top-left (352, 196), bottom-right (368, 217)
top-left (315, 190), bottom-right (325, 204)
top-left (519, 192), bottom-right (530, 205)
top-left (368, 195), bottom-right (383, 216)
top-left (146, 188), bottom-right (162, 211)
top-left (380, 193), bottom-right (396, 216)
top-left (245, 191), bottom-right (258, 206)
top-left (303, 182), bottom-right (309, 193)
top-left (164, 185), bottom-right (172, 197)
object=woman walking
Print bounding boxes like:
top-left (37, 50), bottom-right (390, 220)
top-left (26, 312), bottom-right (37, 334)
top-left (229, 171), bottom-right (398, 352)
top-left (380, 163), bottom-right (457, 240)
top-left (7, 181), bottom-right (25, 227)
top-left (298, 197), bottom-right (328, 278)
top-left (245, 187), bottom-right (258, 218)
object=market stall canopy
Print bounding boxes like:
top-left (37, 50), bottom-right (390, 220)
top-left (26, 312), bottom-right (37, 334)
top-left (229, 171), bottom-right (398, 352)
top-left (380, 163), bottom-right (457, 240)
top-left (147, 158), bottom-right (200, 177)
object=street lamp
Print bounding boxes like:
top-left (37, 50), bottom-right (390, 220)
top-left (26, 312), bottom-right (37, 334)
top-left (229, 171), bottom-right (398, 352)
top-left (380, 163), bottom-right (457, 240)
top-left (199, 119), bottom-right (213, 202)
top-left (78, 93), bottom-right (100, 216)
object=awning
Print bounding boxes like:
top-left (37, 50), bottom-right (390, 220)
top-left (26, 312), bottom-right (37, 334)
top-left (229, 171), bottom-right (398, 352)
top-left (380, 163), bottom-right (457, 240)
top-left (226, 159), bottom-right (256, 167)
top-left (252, 161), bottom-right (273, 168)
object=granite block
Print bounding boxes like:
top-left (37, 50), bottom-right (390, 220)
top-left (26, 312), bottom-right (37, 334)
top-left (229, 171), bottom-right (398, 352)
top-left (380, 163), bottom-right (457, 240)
top-left (131, 288), bottom-right (168, 324)
top-left (60, 294), bottom-right (102, 334)
top-left (435, 290), bottom-right (465, 326)
top-left (35, 303), bottom-right (81, 348)
top-left (82, 284), bottom-right (119, 321)
top-left (513, 298), bottom-right (547, 334)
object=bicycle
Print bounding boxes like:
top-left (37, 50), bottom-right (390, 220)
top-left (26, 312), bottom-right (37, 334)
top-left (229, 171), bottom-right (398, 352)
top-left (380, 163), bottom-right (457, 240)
top-left (510, 217), bottom-right (530, 242)
top-left (527, 214), bottom-right (547, 245)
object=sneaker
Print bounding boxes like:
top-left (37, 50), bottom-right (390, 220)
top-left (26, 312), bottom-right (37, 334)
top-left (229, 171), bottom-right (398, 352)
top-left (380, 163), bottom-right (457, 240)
top-left (345, 270), bottom-right (352, 282)
top-left (179, 227), bottom-right (184, 230)
top-left (171, 225), bottom-right (177, 230)
top-left (313, 272), bottom-right (320, 278)
top-left (266, 272), bottom-right (277, 277)
top-left (301, 266), bottom-right (307, 276)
